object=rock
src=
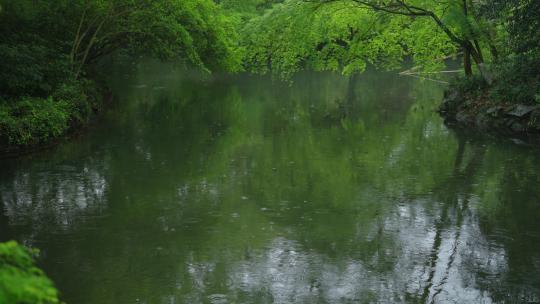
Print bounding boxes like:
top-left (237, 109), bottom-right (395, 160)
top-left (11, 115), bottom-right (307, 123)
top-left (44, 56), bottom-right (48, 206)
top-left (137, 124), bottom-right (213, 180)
top-left (507, 105), bottom-right (537, 117)
top-left (486, 106), bottom-right (502, 116)
top-left (510, 138), bottom-right (529, 146)
top-left (439, 88), bottom-right (540, 136)
top-left (440, 90), bottom-right (465, 114)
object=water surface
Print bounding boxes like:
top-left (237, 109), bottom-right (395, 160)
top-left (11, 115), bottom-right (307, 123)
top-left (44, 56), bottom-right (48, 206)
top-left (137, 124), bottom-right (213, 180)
top-left (1, 64), bottom-right (540, 303)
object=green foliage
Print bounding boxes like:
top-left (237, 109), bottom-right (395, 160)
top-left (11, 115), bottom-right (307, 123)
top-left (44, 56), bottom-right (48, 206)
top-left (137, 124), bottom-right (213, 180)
top-left (507, 0), bottom-right (540, 55)
top-left (449, 75), bottom-right (488, 97)
top-left (108, 0), bottom-right (243, 72)
top-left (450, 52), bottom-right (540, 106)
top-left (220, 0), bottom-right (283, 19)
top-left (0, 0), bottom-right (242, 83)
top-left (0, 1), bottom-right (71, 97)
top-left (0, 241), bottom-right (60, 304)
top-left (489, 54), bottom-right (540, 104)
top-left (400, 17), bottom-right (458, 72)
top-left (0, 97), bottom-right (71, 146)
top-left (450, 0), bottom-right (540, 105)
top-left (0, 33), bottom-right (70, 97)
top-left (0, 0), bottom-right (538, 150)
top-left (0, 75), bottom-right (102, 148)
top-left (0, 0), bottom-right (244, 150)
top-left (52, 79), bottom-right (100, 125)
top-left (240, 0), bottom-right (458, 80)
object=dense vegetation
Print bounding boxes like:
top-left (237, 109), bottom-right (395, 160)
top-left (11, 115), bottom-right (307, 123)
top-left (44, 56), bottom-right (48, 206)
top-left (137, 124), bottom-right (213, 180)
top-left (0, 241), bottom-right (60, 303)
top-left (436, 0), bottom-right (540, 132)
top-left (0, 0), bottom-right (241, 149)
top-left (0, 0), bottom-right (538, 150)
top-left (455, 0), bottom-right (540, 105)
top-left (0, 0), bottom-right (539, 302)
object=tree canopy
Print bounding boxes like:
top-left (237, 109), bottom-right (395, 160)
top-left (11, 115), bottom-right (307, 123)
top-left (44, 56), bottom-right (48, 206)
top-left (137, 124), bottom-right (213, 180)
top-left (1, 0), bottom-right (539, 149)
top-left (0, 0), bottom-right (242, 96)
top-left (239, 0), bottom-right (510, 79)
top-left (1, 0), bottom-right (536, 86)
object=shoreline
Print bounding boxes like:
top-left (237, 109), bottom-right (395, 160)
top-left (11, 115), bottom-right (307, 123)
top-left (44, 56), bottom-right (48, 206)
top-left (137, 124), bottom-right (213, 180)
top-left (438, 89), bottom-right (540, 136)
top-left (0, 88), bottom-right (113, 159)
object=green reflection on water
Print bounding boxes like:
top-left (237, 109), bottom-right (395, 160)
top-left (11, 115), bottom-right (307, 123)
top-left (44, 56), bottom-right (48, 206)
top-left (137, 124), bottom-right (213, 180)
top-left (1, 63), bottom-right (539, 303)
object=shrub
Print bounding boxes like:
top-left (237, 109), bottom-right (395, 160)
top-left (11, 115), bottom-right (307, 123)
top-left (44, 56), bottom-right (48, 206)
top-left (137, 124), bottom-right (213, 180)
top-left (0, 77), bottom-right (101, 149)
top-left (0, 35), bottom-right (70, 98)
top-left (0, 97), bottom-right (71, 146)
top-left (449, 53), bottom-right (540, 106)
top-left (489, 53), bottom-right (540, 105)
top-left (52, 79), bottom-right (98, 125)
top-left (0, 241), bottom-right (61, 304)
top-left (450, 74), bottom-right (488, 97)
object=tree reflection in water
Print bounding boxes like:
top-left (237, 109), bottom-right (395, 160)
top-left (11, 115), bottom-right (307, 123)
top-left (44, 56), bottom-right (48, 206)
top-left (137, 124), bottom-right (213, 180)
top-left (0, 67), bottom-right (539, 303)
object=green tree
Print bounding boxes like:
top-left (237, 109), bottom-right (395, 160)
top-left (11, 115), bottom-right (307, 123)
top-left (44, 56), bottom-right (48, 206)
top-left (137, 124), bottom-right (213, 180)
top-left (0, 0), bottom-right (242, 88)
top-left (241, 0), bottom-right (458, 80)
top-left (313, 0), bottom-right (504, 79)
top-left (0, 0), bottom-right (243, 149)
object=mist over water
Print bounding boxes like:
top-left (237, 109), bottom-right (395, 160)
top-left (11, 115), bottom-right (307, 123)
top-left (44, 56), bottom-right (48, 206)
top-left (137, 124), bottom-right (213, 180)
top-left (1, 63), bottom-right (539, 303)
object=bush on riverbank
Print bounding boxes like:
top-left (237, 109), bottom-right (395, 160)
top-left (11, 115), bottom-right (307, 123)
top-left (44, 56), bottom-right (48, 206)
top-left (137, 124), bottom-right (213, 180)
top-left (0, 80), bottom-right (100, 149)
top-left (490, 54), bottom-right (540, 105)
top-left (0, 97), bottom-right (72, 146)
top-left (0, 241), bottom-right (60, 304)
top-left (0, 2), bottom-right (103, 152)
top-left (450, 53), bottom-right (540, 105)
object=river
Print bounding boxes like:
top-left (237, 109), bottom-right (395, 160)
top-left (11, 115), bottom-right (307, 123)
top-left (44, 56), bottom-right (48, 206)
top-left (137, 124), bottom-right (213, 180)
top-left (1, 63), bottom-right (539, 303)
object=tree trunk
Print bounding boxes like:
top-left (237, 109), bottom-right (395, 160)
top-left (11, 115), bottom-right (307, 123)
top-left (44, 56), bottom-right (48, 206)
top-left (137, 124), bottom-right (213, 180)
top-left (463, 46), bottom-right (472, 77)
top-left (473, 40), bottom-right (484, 62)
top-left (469, 44), bottom-right (495, 84)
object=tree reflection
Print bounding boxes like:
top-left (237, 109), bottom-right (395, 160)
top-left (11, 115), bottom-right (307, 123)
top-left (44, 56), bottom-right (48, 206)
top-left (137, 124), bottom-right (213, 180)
top-left (0, 67), bottom-right (539, 303)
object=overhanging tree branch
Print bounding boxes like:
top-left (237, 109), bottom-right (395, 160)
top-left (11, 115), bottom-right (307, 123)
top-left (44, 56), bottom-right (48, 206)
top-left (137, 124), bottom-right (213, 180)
top-left (312, 0), bottom-right (490, 78)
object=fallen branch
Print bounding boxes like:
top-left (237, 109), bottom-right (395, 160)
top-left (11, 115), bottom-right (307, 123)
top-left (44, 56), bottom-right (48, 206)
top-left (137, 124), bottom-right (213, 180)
top-left (399, 73), bottom-right (449, 84)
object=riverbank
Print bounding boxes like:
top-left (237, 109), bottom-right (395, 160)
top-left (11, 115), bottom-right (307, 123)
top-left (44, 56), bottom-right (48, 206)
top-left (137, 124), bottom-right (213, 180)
top-left (0, 81), bottom-right (112, 158)
top-left (438, 87), bottom-right (540, 135)
top-left (438, 53), bottom-right (540, 136)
